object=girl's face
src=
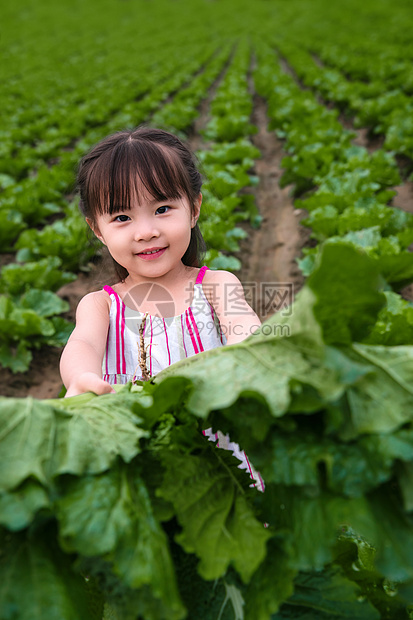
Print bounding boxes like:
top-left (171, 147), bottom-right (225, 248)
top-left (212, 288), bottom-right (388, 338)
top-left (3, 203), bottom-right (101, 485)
top-left (88, 187), bottom-right (201, 282)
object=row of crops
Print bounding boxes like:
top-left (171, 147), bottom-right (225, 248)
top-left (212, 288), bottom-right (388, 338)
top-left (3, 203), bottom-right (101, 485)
top-left (2, 0), bottom-right (413, 618)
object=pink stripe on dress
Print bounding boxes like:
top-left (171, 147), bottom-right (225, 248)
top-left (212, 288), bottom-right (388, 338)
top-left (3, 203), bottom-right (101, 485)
top-left (195, 265), bottom-right (209, 284)
top-left (181, 313), bottom-right (188, 357)
top-left (103, 286), bottom-right (113, 376)
top-left (163, 319), bottom-right (171, 366)
top-left (185, 309), bottom-right (199, 354)
top-left (188, 307), bottom-right (204, 352)
top-left (103, 285), bottom-right (127, 375)
top-left (257, 472), bottom-right (265, 492)
top-left (244, 452), bottom-right (256, 486)
top-left (114, 293), bottom-right (121, 375)
top-left (121, 300), bottom-right (126, 374)
top-left (149, 315), bottom-right (153, 376)
top-left (105, 337), bottom-right (109, 376)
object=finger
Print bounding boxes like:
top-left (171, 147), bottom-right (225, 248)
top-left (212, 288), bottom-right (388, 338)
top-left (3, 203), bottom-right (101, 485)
top-left (65, 374), bottom-right (115, 397)
top-left (97, 381), bottom-right (116, 395)
top-left (87, 377), bottom-right (116, 395)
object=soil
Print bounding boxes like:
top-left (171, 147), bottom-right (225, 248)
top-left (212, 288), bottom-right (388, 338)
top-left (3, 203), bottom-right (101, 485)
top-left (234, 93), bottom-right (309, 320)
top-left (391, 180), bottom-right (413, 214)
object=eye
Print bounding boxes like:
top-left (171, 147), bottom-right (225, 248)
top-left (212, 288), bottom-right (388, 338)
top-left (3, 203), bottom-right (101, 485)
top-left (156, 205), bottom-right (170, 215)
top-left (114, 214), bottom-right (130, 222)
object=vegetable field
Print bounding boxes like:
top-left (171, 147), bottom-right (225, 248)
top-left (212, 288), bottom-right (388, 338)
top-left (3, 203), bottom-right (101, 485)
top-left (2, 0), bottom-right (413, 617)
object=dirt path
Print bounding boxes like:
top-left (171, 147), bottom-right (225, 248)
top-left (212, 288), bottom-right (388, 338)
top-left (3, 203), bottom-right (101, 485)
top-left (186, 46), bottom-right (234, 153)
top-left (235, 76), bottom-right (309, 320)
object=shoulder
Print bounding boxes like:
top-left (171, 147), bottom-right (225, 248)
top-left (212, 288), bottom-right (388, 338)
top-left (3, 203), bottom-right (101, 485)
top-left (203, 268), bottom-right (242, 287)
top-left (75, 290), bottom-right (111, 318)
top-left (202, 268), bottom-right (261, 344)
top-left (68, 290), bottom-right (111, 344)
top-left (202, 269), bottom-right (245, 306)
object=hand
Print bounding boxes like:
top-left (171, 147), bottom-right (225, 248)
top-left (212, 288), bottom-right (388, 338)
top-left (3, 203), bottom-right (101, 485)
top-left (65, 372), bottom-right (116, 397)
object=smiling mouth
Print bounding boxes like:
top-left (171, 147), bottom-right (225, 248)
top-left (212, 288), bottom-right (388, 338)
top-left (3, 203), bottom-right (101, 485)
top-left (137, 247), bottom-right (167, 259)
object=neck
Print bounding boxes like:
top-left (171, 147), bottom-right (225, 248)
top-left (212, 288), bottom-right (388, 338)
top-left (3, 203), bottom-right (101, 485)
top-left (116, 262), bottom-right (199, 317)
top-left (123, 262), bottom-right (193, 289)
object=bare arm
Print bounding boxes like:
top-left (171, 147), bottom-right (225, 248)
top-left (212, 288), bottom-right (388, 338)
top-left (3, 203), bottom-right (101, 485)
top-left (203, 270), bottom-right (261, 345)
top-left (60, 291), bottom-right (115, 397)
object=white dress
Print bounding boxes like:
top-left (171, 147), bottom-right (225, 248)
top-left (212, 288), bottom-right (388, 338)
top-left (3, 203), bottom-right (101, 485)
top-left (102, 266), bottom-right (264, 492)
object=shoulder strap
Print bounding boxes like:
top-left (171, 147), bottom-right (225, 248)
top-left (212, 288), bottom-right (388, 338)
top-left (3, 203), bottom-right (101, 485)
top-left (103, 285), bottom-right (119, 298)
top-left (195, 265), bottom-right (209, 285)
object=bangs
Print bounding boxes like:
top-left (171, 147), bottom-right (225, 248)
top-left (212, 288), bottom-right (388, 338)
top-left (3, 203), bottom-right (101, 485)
top-left (86, 140), bottom-right (191, 216)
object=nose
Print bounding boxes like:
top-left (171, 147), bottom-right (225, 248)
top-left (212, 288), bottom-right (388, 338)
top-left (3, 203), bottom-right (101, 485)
top-left (133, 215), bottom-right (160, 241)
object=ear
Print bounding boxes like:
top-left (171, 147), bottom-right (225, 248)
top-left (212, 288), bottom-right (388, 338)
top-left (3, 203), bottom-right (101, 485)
top-left (86, 217), bottom-right (106, 245)
top-left (191, 193), bottom-right (202, 228)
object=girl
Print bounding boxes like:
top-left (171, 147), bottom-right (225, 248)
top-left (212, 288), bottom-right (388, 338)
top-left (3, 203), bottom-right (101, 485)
top-left (60, 126), bottom-right (264, 491)
top-left (60, 126), bottom-right (261, 396)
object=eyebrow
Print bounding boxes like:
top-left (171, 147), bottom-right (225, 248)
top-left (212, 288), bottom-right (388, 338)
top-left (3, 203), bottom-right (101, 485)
top-left (148, 196), bottom-right (182, 205)
top-left (109, 197), bottom-right (181, 211)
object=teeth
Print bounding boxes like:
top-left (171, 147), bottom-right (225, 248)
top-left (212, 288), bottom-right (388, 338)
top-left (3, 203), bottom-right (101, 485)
top-left (142, 249), bottom-right (160, 254)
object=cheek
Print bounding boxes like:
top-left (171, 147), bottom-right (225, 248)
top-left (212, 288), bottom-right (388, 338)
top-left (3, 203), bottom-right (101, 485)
top-left (174, 214), bottom-right (192, 238)
top-left (174, 221), bottom-right (192, 253)
top-left (184, 227), bottom-right (193, 252)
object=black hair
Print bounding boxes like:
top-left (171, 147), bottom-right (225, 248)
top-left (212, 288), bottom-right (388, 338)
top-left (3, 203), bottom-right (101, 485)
top-left (77, 126), bottom-right (206, 281)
